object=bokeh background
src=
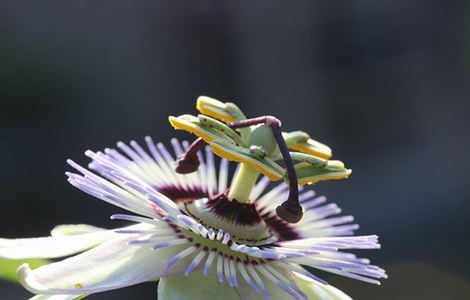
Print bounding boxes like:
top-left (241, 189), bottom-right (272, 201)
top-left (1, 1), bottom-right (470, 299)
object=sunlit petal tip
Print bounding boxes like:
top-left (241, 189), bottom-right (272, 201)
top-left (0, 226), bottom-right (116, 260)
top-left (17, 263), bottom-right (48, 295)
top-left (14, 237), bottom-right (190, 295)
top-left (30, 295), bottom-right (86, 300)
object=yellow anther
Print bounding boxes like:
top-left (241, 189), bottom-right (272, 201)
top-left (290, 138), bottom-right (332, 160)
top-left (295, 160), bottom-right (351, 185)
top-left (290, 152), bottom-right (328, 168)
top-left (74, 283), bottom-right (83, 289)
top-left (196, 96), bottom-right (237, 123)
top-left (210, 140), bottom-right (284, 181)
top-left (169, 115), bottom-right (229, 145)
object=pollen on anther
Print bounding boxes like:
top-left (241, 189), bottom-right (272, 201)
top-left (74, 283), bottom-right (83, 289)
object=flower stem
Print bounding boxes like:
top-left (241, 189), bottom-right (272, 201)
top-left (227, 163), bottom-right (259, 203)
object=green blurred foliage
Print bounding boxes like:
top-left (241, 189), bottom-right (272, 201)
top-left (0, 258), bottom-right (49, 282)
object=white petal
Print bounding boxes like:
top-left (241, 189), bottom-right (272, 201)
top-left (0, 225), bottom-right (118, 259)
top-left (293, 273), bottom-right (351, 300)
top-left (30, 295), bottom-right (86, 300)
top-left (234, 266), bottom-right (352, 300)
top-left (50, 224), bottom-right (104, 237)
top-left (17, 236), bottom-right (190, 295)
top-left (158, 269), bottom-right (239, 300)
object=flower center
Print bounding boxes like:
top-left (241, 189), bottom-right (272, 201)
top-left (182, 193), bottom-right (275, 245)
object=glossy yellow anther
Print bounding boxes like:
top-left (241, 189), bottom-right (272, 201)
top-left (210, 140), bottom-right (284, 181)
top-left (295, 160), bottom-right (351, 185)
top-left (169, 115), bottom-right (230, 145)
top-left (290, 138), bottom-right (332, 160)
top-left (196, 96), bottom-right (237, 123)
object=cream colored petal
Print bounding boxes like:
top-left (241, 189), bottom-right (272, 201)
top-left (30, 294), bottom-right (87, 300)
top-left (158, 269), bottom-right (239, 300)
top-left (294, 273), bottom-right (351, 300)
top-left (17, 236), bottom-right (190, 295)
top-left (234, 267), bottom-right (351, 300)
top-left (0, 224), bottom-right (118, 259)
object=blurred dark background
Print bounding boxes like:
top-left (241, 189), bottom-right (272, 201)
top-left (1, 1), bottom-right (469, 299)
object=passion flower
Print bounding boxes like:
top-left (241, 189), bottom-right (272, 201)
top-left (0, 97), bottom-right (386, 299)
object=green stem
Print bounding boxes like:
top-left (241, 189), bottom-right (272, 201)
top-left (227, 163), bottom-right (260, 203)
